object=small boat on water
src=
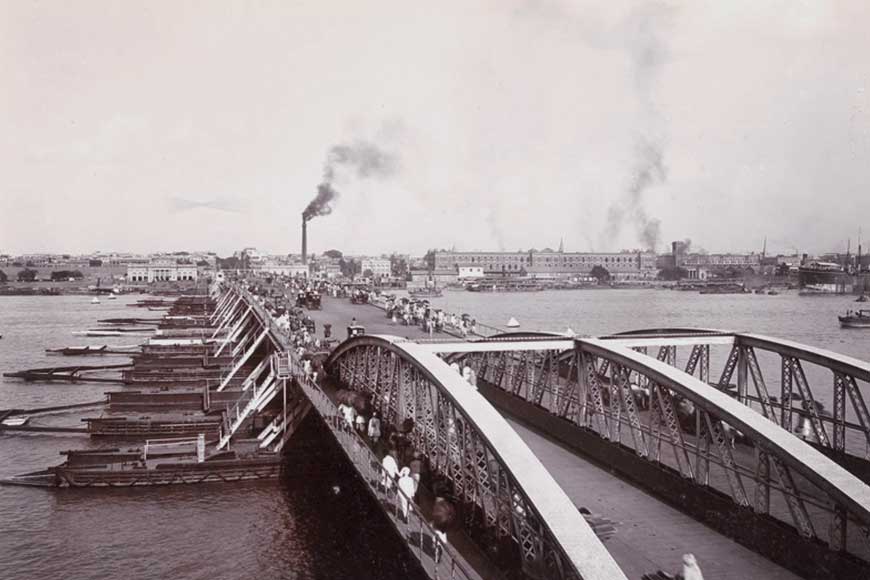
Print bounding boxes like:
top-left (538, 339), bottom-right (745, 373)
top-left (73, 330), bottom-right (123, 337)
top-left (839, 309), bottom-right (870, 328)
top-left (699, 283), bottom-right (748, 295)
top-left (107, 294), bottom-right (117, 300)
top-left (91, 297), bottom-right (101, 305)
top-left (409, 286), bottom-right (443, 298)
top-left (466, 281), bottom-right (543, 292)
top-left (1, 416), bottom-right (29, 427)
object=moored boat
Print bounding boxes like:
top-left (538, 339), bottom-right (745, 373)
top-left (408, 286), bottom-right (443, 298)
top-left (466, 280), bottom-right (543, 292)
top-left (798, 261), bottom-right (854, 294)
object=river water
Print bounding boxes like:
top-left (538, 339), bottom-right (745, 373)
top-left (1, 290), bottom-right (869, 579)
top-left (0, 295), bottom-right (422, 580)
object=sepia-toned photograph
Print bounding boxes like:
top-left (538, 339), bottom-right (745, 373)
top-left (1, 2), bottom-right (869, 579)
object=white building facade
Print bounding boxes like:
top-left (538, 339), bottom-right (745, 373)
top-left (361, 258), bottom-right (391, 277)
top-left (127, 263), bottom-right (198, 283)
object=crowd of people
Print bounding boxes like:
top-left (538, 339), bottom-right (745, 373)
top-left (332, 386), bottom-right (455, 559)
top-left (383, 296), bottom-right (478, 337)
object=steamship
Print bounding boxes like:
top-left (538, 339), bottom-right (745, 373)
top-left (798, 261), bottom-right (854, 295)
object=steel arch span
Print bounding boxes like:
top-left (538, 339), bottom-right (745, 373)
top-left (436, 329), bottom-right (870, 579)
top-left (325, 335), bottom-right (628, 580)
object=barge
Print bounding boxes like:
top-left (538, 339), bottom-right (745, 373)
top-left (2, 450), bottom-right (283, 488)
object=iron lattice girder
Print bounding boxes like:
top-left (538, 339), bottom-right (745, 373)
top-left (418, 331), bottom-right (870, 559)
top-left (438, 335), bottom-right (870, 549)
top-left (325, 336), bottom-right (625, 580)
top-left (575, 339), bottom-right (870, 538)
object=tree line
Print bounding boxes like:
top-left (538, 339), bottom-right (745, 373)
top-left (0, 269), bottom-right (86, 283)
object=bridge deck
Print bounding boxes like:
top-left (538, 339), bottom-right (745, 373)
top-left (304, 296), bottom-right (448, 342)
top-left (269, 292), bottom-right (832, 578)
top-left (508, 418), bottom-right (800, 580)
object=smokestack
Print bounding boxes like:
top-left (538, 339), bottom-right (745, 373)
top-left (302, 215), bottom-right (307, 264)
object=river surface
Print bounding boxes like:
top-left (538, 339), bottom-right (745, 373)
top-left (0, 295), bottom-right (422, 580)
top-left (1, 290), bottom-right (869, 579)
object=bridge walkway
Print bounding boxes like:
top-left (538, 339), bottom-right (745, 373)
top-left (320, 378), bottom-right (507, 580)
top-left (301, 296), bottom-right (455, 343)
top-left (507, 418), bottom-right (800, 580)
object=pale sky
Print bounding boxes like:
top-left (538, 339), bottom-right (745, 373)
top-left (2, 1), bottom-right (869, 257)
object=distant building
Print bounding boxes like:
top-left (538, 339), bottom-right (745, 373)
top-left (254, 262), bottom-right (309, 277)
top-left (682, 253), bottom-right (761, 269)
top-left (458, 266), bottom-right (485, 279)
top-left (127, 261), bottom-right (198, 283)
top-left (361, 258), bottom-right (391, 277)
top-left (434, 250), bottom-right (658, 281)
top-left (409, 268), bottom-right (458, 286)
top-left (684, 266), bottom-right (709, 280)
top-left (318, 263), bottom-right (341, 279)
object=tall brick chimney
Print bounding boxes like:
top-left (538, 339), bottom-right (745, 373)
top-left (301, 215), bottom-right (307, 264)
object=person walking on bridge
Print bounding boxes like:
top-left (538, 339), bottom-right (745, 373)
top-left (397, 467), bottom-right (418, 521)
top-left (678, 553), bottom-right (703, 580)
top-left (381, 451), bottom-right (399, 490)
top-left (367, 412), bottom-right (382, 444)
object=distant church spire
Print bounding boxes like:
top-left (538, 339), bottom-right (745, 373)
top-left (558, 237), bottom-right (564, 253)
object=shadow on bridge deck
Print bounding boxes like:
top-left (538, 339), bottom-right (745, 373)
top-left (506, 417), bottom-right (801, 580)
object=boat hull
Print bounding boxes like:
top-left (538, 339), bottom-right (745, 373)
top-left (54, 458), bottom-right (283, 487)
top-left (839, 319), bottom-right (870, 328)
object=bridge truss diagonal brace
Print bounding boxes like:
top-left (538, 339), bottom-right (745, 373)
top-left (215, 305), bottom-right (253, 356)
top-left (718, 345), bottom-right (740, 390)
top-left (703, 412), bottom-right (749, 506)
top-left (791, 358), bottom-right (831, 448)
top-left (613, 364), bottom-right (648, 458)
top-left (213, 296), bottom-right (246, 338)
top-left (745, 347), bottom-right (777, 424)
top-left (218, 328), bottom-right (268, 392)
top-left (581, 352), bottom-right (608, 436)
top-left (654, 383), bottom-right (695, 480)
top-left (769, 454), bottom-right (816, 539)
top-left (841, 373), bottom-right (870, 459)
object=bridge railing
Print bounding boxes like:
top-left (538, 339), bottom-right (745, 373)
top-left (450, 338), bottom-right (870, 578)
top-left (287, 351), bottom-right (481, 580)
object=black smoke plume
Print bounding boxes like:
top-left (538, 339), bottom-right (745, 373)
top-left (601, 4), bottom-right (673, 252)
top-left (303, 183), bottom-right (338, 221)
top-left (303, 139), bottom-right (399, 221)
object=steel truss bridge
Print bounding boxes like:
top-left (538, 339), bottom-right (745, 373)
top-left (212, 284), bottom-right (870, 580)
